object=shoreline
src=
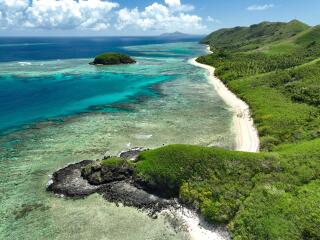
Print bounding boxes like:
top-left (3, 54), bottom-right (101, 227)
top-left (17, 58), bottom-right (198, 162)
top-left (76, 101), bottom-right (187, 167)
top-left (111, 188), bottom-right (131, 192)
top-left (45, 44), bottom-right (258, 240)
top-left (173, 46), bottom-right (260, 239)
top-left (189, 49), bottom-right (260, 153)
top-left (169, 206), bottom-right (230, 240)
top-left (48, 151), bottom-right (231, 240)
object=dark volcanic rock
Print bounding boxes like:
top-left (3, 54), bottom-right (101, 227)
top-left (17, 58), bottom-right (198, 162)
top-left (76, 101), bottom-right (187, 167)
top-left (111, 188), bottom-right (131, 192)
top-left (47, 160), bottom-right (100, 197)
top-left (47, 144), bottom-right (184, 217)
top-left (85, 165), bottom-right (134, 185)
top-left (48, 156), bottom-right (176, 214)
top-left (118, 147), bottom-right (143, 161)
top-left (100, 181), bottom-right (174, 214)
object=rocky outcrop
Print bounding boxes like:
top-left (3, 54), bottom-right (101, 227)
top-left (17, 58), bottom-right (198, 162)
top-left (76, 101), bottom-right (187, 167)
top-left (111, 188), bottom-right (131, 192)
top-left (118, 147), bottom-right (144, 160)
top-left (81, 161), bottom-right (134, 185)
top-left (47, 149), bottom-right (175, 215)
top-left (47, 160), bottom-right (99, 197)
top-left (100, 181), bottom-right (174, 216)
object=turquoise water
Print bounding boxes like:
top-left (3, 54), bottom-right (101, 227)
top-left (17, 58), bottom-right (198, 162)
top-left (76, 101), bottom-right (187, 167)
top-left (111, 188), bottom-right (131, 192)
top-left (0, 42), bottom-right (234, 240)
top-left (0, 55), bottom-right (175, 132)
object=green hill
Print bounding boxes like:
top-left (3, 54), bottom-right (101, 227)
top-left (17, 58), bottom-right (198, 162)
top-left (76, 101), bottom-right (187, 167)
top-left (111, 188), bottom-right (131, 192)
top-left (295, 25), bottom-right (320, 46)
top-left (190, 20), bottom-right (320, 238)
top-left (201, 20), bottom-right (310, 51)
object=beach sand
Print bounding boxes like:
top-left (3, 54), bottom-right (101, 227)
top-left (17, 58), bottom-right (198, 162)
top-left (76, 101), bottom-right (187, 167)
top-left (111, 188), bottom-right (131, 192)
top-left (171, 206), bottom-right (231, 240)
top-left (170, 48), bottom-right (261, 240)
top-left (189, 56), bottom-right (260, 153)
top-left (171, 47), bottom-right (260, 240)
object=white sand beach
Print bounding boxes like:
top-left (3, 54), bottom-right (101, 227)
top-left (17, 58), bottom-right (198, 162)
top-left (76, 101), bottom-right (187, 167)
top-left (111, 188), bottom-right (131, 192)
top-left (171, 206), bottom-right (231, 240)
top-left (170, 48), bottom-right (260, 240)
top-left (189, 55), bottom-right (260, 153)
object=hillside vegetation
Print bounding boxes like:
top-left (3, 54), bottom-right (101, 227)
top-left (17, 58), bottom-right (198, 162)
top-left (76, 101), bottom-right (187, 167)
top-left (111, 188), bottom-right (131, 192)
top-left (135, 141), bottom-right (320, 239)
top-left (83, 21), bottom-right (320, 239)
top-left (194, 21), bottom-right (320, 238)
top-left (143, 20), bottom-right (320, 239)
top-left (198, 20), bottom-right (320, 151)
top-left (201, 20), bottom-right (309, 51)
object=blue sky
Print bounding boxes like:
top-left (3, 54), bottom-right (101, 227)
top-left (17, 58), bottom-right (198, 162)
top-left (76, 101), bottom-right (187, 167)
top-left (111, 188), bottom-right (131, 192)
top-left (0, 0), bottom-right (319, 36)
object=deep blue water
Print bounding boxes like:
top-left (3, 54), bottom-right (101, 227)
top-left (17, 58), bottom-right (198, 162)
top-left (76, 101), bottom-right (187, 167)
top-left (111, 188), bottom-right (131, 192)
top-left (0, 36), bottom-right (203, 133)
top-left (0, 36), bottom-right (202, 62)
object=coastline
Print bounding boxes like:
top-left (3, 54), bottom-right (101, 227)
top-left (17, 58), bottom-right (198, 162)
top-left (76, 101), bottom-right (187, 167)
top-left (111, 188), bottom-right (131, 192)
top-left (169, 206), bottom-right (230, 240)
top-left (189, 48), bottom-right (260, 153)
top-left (172, 46), bottom-right (260, 239)
top-left (47, 150), bottom-right (231, 240)
top-left (44, 44), bottom-right (259, 240)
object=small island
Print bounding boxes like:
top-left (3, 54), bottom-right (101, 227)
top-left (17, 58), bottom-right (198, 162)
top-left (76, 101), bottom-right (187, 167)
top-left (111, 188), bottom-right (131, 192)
top-left (90, 52), bottom-right (136, 65)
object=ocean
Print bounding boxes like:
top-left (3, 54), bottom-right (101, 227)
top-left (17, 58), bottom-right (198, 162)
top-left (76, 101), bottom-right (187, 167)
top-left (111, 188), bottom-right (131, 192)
top-left (0, 37), bottom-right (234, 240)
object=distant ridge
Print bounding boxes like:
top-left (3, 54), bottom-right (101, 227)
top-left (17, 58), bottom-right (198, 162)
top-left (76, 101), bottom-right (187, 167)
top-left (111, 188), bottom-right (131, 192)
top-left (201, 20), bottom-right (310, 49)
top-left (160, 31), bottom-right (200, 38)
top-left (160, 31), bottom-right (192, 37)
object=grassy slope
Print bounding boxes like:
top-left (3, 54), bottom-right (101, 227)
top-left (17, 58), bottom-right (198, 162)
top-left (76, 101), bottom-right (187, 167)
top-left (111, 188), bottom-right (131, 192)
top-left (136, 139), bottom-right (320, 239)
top-left (93, 21), bottom-right (320, 239)
top-left (197, 21), bottom-right (320, 151)
top-left (134, 21), bottom-right (320, 239)
top-left (201, 20), bottom-right (309, 52)
top-left (200, 22), bottom-right (320, 239)
top-left (136, 145), bottom-right (280, 222)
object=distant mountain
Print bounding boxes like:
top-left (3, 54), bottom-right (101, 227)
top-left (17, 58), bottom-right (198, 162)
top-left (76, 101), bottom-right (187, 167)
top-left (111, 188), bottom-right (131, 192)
top-left (201, 20), bottom-right (310, 49)
top-left (160, 31), bottom-right (194, 38)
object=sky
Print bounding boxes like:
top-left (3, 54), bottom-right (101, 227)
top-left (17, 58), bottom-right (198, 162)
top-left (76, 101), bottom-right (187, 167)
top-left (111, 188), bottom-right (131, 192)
top-left (0, 0), bottom-right (319, 36)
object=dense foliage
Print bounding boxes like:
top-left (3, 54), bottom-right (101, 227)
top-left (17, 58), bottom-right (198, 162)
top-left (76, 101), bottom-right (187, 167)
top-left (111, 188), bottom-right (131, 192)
top-left (197, 22), bottom-right (320, 151)
top-left (135, 140), bottom-right (320, 239)
top-left (131, 20), bottom-right (320, 239)
top-left (201, 20), bottom-right (309, 51)
top-left (92, 52), bottom-right (136, 65)
top-left (136, 145), bottom-right (280, 222)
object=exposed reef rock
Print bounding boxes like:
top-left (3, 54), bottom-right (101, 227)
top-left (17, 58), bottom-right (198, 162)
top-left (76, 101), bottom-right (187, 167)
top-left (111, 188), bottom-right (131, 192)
top-left (81, 158), bottom-right (134, 185)
top-left (100, 181), bottom-right (174, 216)
top-left (47, 148), bottom-right (175, 215)
top-left (89, 52), bottom-right (136, 65)
top-left (47, 160), bottom-right (99, 197)
top-left (118, 147), bottom-right (144, 161)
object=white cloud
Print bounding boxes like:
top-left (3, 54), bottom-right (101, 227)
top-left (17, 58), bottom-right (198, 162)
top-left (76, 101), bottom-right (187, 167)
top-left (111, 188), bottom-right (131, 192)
top-left (247, 4), bottom-right (274, 11)
top-left (207, 16), bottom-right (220, 23)
top-left (164, 0), bottom-right (194, 12)
top-left (116, 0), bottom-right (205, 33)
top-left (0, 0), bottom-right (119, 31)
top-left (0, 0), bottom-right (206, 34)
top-left (0, 0), bottom-right (29, 29)
top-left (165, 0), bottom-right (181, 8)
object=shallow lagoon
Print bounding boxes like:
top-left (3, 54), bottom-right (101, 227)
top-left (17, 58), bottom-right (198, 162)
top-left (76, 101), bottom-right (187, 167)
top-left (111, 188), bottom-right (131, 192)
top-left (0, 42), bottom-right (234, 239)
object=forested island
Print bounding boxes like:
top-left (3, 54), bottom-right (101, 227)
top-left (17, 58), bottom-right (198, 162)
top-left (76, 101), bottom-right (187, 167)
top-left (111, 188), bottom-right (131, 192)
top-left (50, 20), bottom-right (320, 239)
top-left (90, 52), bottom-right (136, 65)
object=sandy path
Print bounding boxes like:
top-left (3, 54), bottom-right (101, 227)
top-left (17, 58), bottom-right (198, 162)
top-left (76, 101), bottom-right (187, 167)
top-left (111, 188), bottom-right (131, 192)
top-left (189, 49), bottom-right (259, 153)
